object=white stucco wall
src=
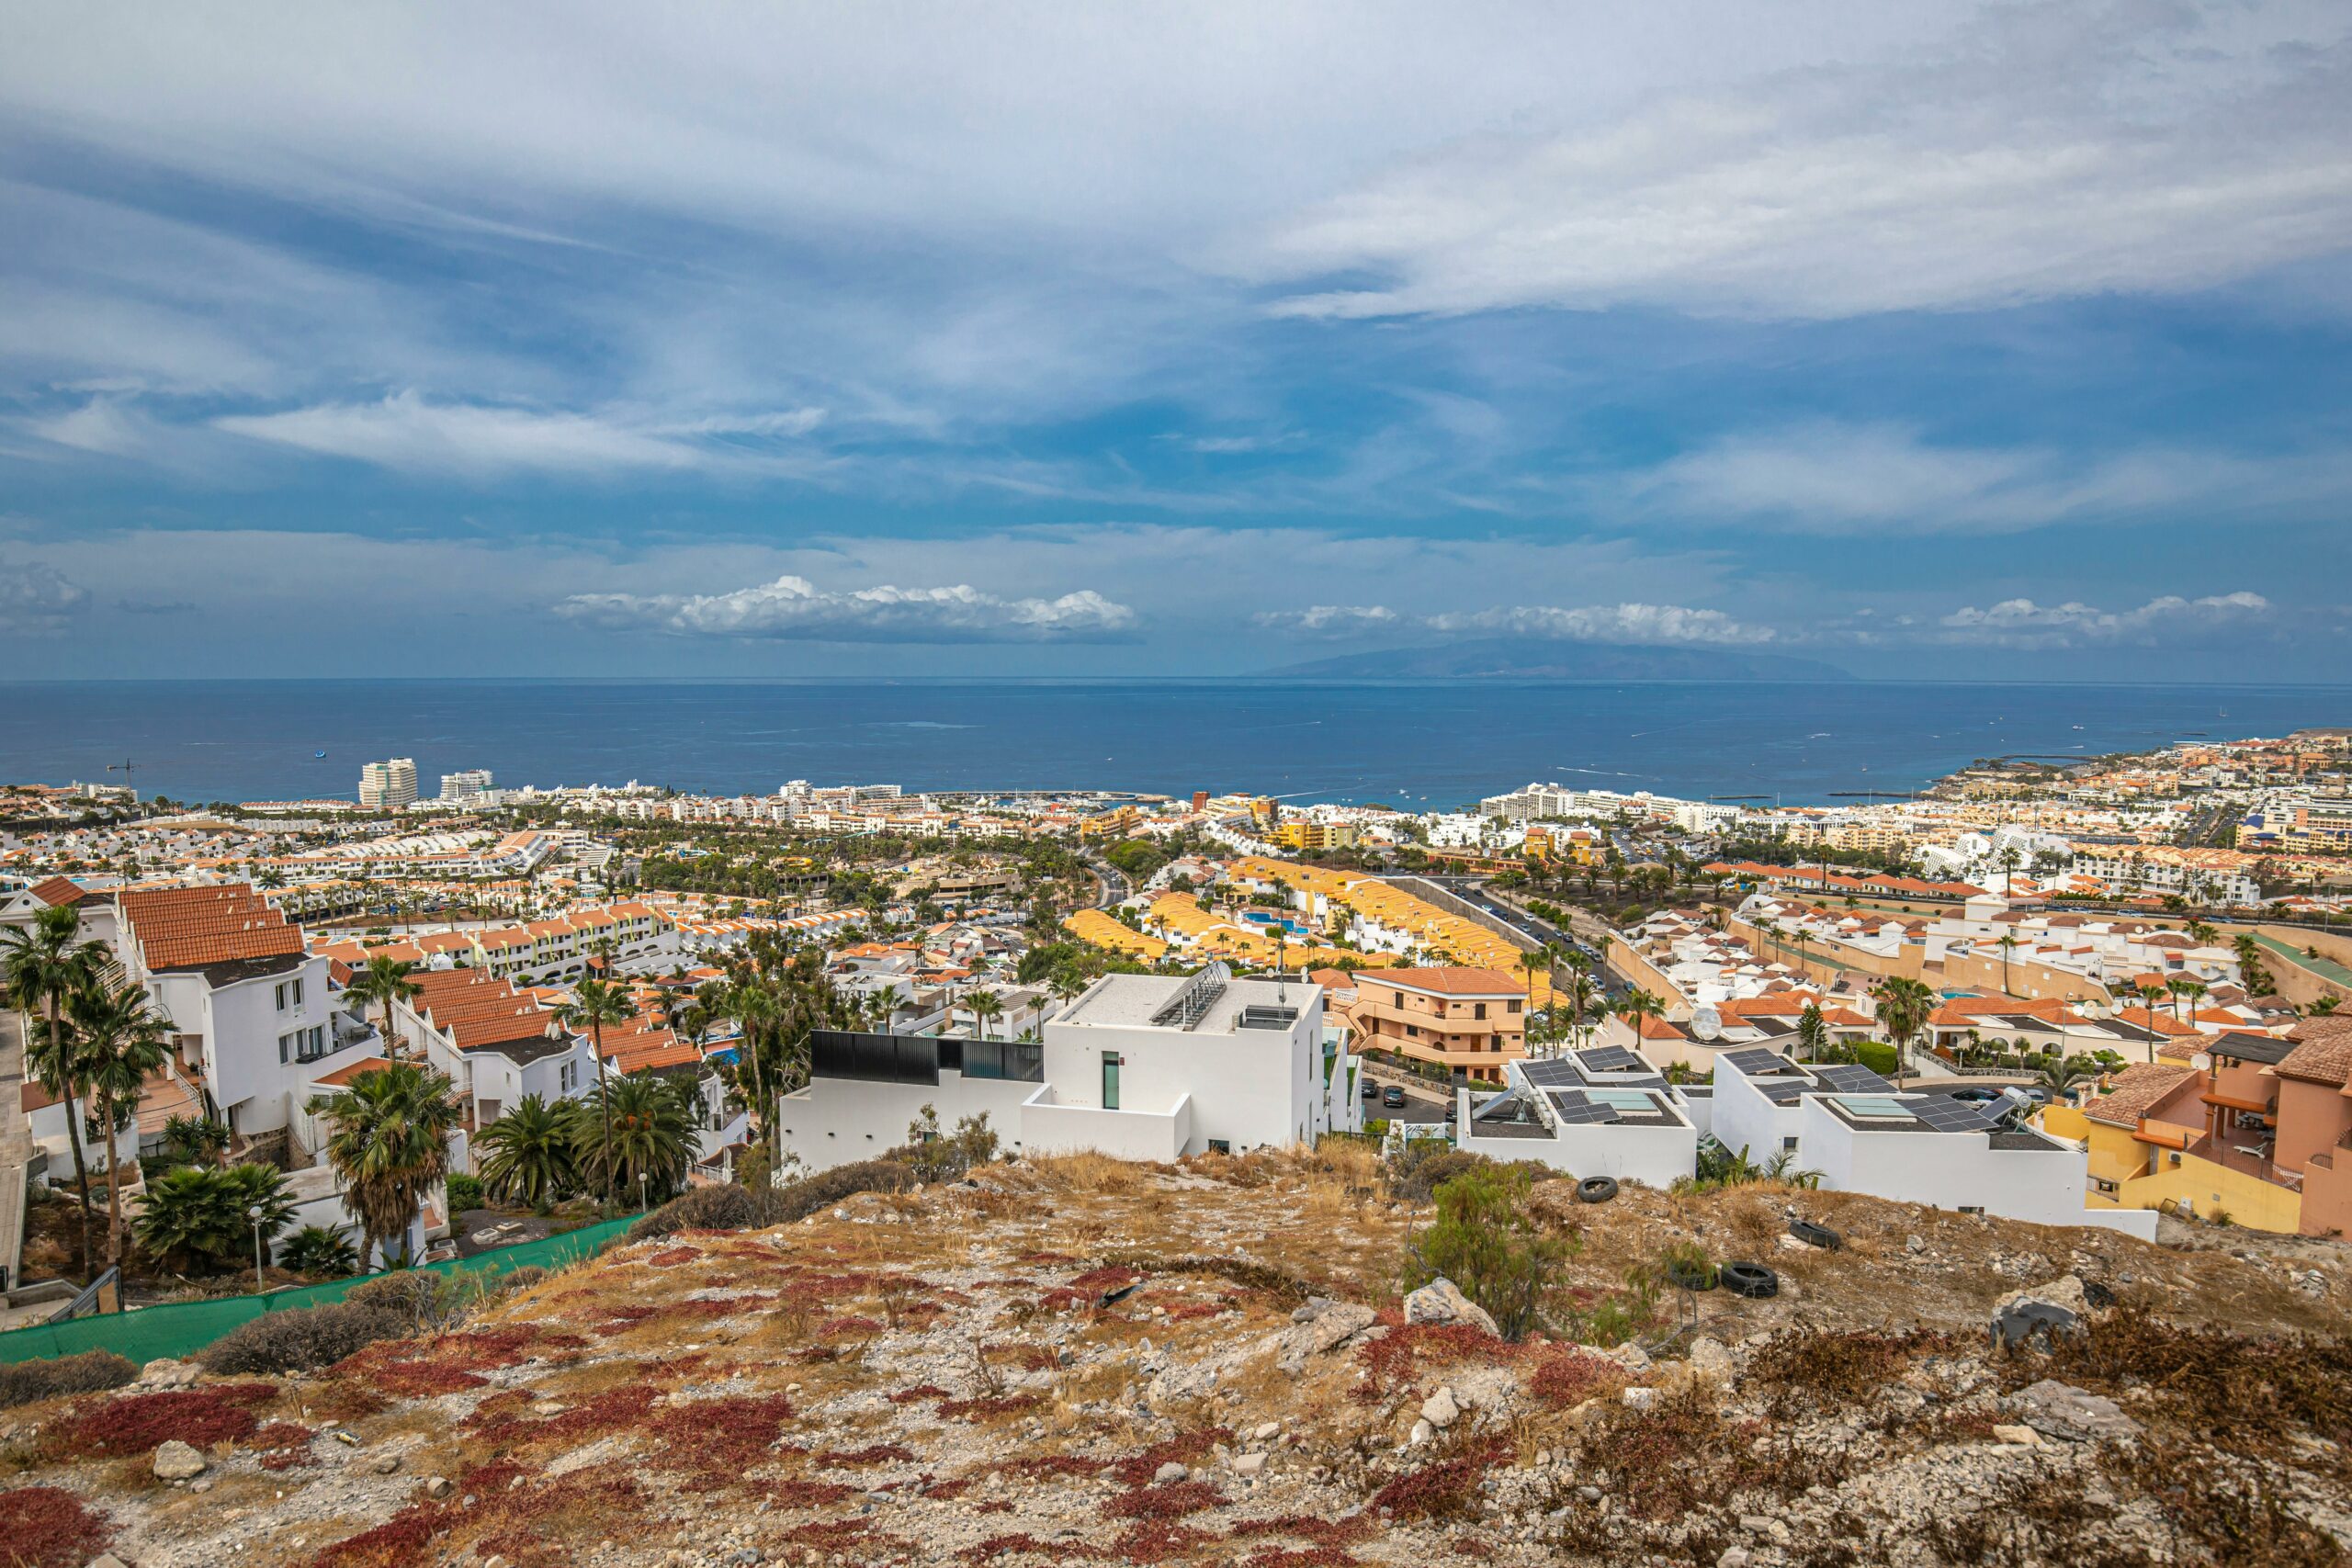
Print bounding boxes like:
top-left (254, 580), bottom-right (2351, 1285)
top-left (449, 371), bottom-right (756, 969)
top-left (1710, 1067), bottom-right (1804, 1165)
top-left (1020, 1087), bottom-right (1193, 1162)
top-left (1796, 1100), bottom-right (2141, 1234)
top-left (777, 1069), bottom-right (1036, 1172)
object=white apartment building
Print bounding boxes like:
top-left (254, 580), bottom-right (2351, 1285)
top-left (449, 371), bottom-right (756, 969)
top-left (1709, 1046), bottom-right (2156, 1237)
top-left (779, 964), bottom-right (1354, 1171)
top-left (1454, 1047), bottom-right (1701, 1185)
top-left (113, 886), bottom-right (373, 1146)
top-left (359, 758), bottom-right (419, 811)
top-left (439, 769), bottom-right (495, 804)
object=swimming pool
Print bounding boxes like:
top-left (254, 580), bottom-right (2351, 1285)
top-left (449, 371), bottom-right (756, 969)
top-left (1238, 911), bottom-right (1310, 935)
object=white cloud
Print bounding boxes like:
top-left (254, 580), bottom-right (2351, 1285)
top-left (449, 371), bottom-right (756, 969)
top-left (1427, 603), bottom-right (1775, 646)
top-left (554, 574), bottom-right (1137, 643)
top-left (1939, 592), bottom-right (2274, 649)
top-left (212, 392), bottom-right (831, 479)
top-left (1611, 423), bottom-right (2352, 535)
top-left (1254, 5), bottom-right (2352, 320)
top-left (0, 555), bottom-right (88, 635)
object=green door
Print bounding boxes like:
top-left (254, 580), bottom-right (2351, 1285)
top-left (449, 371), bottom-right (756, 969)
top-left (1102, 1052), bottom-right (1122, 1111)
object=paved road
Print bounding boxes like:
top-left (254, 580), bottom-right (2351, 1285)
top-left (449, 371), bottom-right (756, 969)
top-left (1414, 876), bottom-right (1628, 998)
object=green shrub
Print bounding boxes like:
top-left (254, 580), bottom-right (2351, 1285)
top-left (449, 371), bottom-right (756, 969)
top-left (445, 1173), bottom-right (485, 1215)
top-left (278, 1224), bottom-right (360, 1279)
top-left (1398, 1164), bottom-right (1576, 1341)
top-left (0, 1349), bottom-right (138, 1409)
top-left (895, 1107), bottom-right (1000, 1182)
top-left (772, 1158), bottom-right (915, 1224)
top-left (1850, 1041), bottom-right (1899, 1077)
top-left (199, 1300), bottom-right (403, 1376)
top-left (1388, 1146), bottom-right (1487, 1204)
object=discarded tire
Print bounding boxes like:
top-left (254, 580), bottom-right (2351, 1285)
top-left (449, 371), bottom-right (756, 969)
top-left (1576, 1177), bottom-right (1620, 1205)
top-left (1721, 1262), bottom-right (1779, 1299)
top-left (1788, 1219), bottom-right (1841, 1251)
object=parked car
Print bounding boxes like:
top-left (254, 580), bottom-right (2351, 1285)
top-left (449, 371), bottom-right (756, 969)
top-left (1361, 1080), bottom-right (1380, 1100)
top-left (1381, 1086), bottom-right (1408, 1109)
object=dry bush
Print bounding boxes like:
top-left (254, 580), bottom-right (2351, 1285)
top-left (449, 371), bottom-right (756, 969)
top-left (0, 1350), bottom-right (137, 1410)
top-left (1029, 1151), bottom-right (1150, 1195)
top-left (2028, 1307), bottom-right (2351, 1462)
top-left (201, 1299), bottom-right (405, 1376)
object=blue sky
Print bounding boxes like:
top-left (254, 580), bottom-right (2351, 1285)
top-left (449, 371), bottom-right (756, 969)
top-left (4, 1), bottom-right (2349, 681)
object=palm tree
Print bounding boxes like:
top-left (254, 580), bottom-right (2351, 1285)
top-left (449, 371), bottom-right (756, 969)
top-left (475, 1093), bottom-right (576, 1213)
top-left (1518, 943), bottom-right (1559, 1013)
top-left (345, 955), bottom-right (421, 1059)
top-left (560, 978), bottom-right (637, 1211)
top-left (4, 906), bottom-right (104, 1279)
top-left (966, 987), bottom-right (1003, 1042)
top-left (66, 977), bottom-right (171, 1267)
top-left (2037, 1056), bottom-right (2094, 1104)
top-left (569, 1074), bottom-right (695, 1209)
top-left (2167, 976), bottom-right (2206, 1024)
top-left (1618, 988), bottom-right (1666, 1043)
top-left (869, 984), bottom-right (902, 1032)
top-left (133, 1163), bottom-right (296, 1275)
top-left (1557, 970), bottom-right (1602, 1056)
top-left (307, 1060), bottom-right (461, 1271)
top-left (1049, 968), bottom-right (1088, 1019)
top-left (1996, 934), bottom-right (2018, 996)
top-left (1871, 976), bottom-right (1936, 1090)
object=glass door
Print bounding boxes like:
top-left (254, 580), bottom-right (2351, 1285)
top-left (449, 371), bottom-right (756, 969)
top-left (1102, 1052), bottom-right (1122, 1111)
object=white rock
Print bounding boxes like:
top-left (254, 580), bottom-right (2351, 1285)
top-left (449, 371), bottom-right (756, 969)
top-left (1251, 1421), bottom-right (1280, 1442)
top-left (1234, 1452), bottom-right (1268, 1475)
top-left (1608, 1342), bottom-right (1652, 1375)
top-left (1153, 1461), bottom-right (1188, 1483)
top-left (1402, 1278), bottom-right (1499, 1337)
top-left (1990, 1425), bottom-right (2041, 1447)
top-left (153, 1439), bottom-right (207, 1480)
top-left (1687, 1337), bottom-right (1735, 1384)
top-left (1420, 1387), bottom-right (1460, 1429)
top-left (1408, 1418), bottom-right (1433, 1446)
top-left (1620, 1386), bottom-right (1658, 1411)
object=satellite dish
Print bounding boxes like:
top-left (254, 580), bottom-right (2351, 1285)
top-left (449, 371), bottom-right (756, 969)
top-left (2189, 1052), bottom-right (2211, 1071)
top-left (314, 750), bottom-right (328, 759)
top-left (1690, 1005), bottom-right (1722, 1042)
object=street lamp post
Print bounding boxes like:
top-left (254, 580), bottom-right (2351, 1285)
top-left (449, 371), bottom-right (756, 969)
top-left (248, 1203), bottom-right (269, 1292)
top-left (638, 1171), bottom-right (649, 1213)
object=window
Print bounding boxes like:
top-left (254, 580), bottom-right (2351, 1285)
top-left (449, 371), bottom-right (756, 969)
top-left (1506, 999), bottom-right (1521, 1014)
top-left (560, 1061), bottom-right (578, 1095)
top-left (1781, 1136), bottom-right (1799, 1154)
top-left (275, 978), bottom-right (305, 1011)
top-left (1473, 1002), bottom-right (1487, 1021)
top-left (1102, 1052), bottom-right (1122, 1111)
top-left (1394, 992), bottom-right (1405, 1009)
top-left (279, 1025), bottom-right (326, 1064)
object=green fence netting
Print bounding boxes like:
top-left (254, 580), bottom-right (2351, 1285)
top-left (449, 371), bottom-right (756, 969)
top-left (0, 1214), bottom-right (639, 1366)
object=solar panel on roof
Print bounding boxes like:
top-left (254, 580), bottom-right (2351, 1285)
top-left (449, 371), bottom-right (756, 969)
top-left (1577, 1046), bottom-right (1644, 1073)
top-left (1908, 1097), bottom-right (2009, 1133)
top-left (1521, 1059), bottom-right (1580, 1089)
top-left (1721, 1047), bottom-right (1788, 1074)
top-left (1815, 1063), bottom-right (1895, 1094)
top-left (1545, 1091), bottom-right (1620, 1126)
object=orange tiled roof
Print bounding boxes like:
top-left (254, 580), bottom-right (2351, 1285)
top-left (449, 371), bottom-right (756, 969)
top-left (119, 885), bottom-right (304, 972)
top-left (1365, 967), bottom-right (1527, 997)
top-left (2277, 1015), bottom-right (2352, 1089)
top-left (2083, 1062), bottom-right (2198, 1126)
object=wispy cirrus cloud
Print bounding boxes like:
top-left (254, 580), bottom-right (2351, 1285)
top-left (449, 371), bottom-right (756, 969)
top-left (213, 392), bottom-right (831, 479)
top-left (554, 574), bottom-right (1136, 643)
top-left (1255, 5), bottom-right (2352, 321)
top-left (1609, 423), bottom-right (2352, 536)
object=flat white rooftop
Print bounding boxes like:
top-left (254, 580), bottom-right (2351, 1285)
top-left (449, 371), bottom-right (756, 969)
top-left (1059, 970), bottom-right (1314, 1034)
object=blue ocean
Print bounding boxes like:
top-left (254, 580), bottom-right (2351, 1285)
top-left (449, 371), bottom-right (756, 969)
top-left (3, 680), bottom-right (2344, 810)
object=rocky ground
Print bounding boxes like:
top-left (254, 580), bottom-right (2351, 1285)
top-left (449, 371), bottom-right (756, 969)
top-left (2, 1145), bottom-right (2346, 1567)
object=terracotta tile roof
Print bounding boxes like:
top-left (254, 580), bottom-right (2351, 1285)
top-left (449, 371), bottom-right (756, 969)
top-left (120, 885), bottom-right (304, 972)
top-left (2084, 1062), bottom-right (2198, 1126)
top-left (311, 1055), bottom-right (390, 1089)
top-left (2276, 1015), bottom-right (2352, 1089)
top-left (27, 875), bottom-right (89, 908)
top-left (1366, 967), bottom-right (1527, 996)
